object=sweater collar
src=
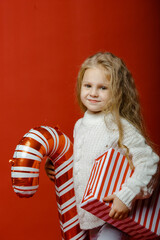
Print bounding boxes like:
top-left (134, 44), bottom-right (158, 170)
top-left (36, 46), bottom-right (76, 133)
top-left (82, 110), bottom-right (114, 126)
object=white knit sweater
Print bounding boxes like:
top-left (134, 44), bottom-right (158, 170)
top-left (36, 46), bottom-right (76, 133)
top-left (73, 111), bottom-right (159, 230)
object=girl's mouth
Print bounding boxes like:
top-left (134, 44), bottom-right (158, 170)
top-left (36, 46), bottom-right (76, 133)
top-left (88, 99), bottom-right (100, 103)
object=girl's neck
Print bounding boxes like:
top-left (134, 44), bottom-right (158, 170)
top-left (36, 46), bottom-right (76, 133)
top-left (87, 110), bottom-right (104, 115)
top-left (82, 110), bottom-right (111, 126)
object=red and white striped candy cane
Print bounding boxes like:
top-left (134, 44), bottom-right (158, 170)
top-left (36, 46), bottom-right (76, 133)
top-left (9, 126), bottom-right (89, 240)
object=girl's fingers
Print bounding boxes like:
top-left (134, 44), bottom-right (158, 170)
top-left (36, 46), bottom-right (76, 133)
top-left (46, 169), bottom-right (55, 175)
top-left (103, 194), bottom-right (114, 202)
top-left (45, 158), bottom-right (55, 182)
top-left (47, 174), bottom-right (55, 181)
top-left (45, 164), bottom-right (55, 170)
top-left (113, 212), bottom-right (129, 220)
top-left (112, 212), bottom-right (120, 219)
top-left (109, 207), bottom-right (115, 218)
top-left (49, 176), bottom-right (55, 181)
top-left (45, 158), bottom-right (54, 168)
top-left (117, 214), bottom-right (124, 220)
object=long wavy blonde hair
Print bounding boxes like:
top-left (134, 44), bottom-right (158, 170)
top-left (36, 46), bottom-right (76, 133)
top-left (76, 52), bottom-right (149, 169)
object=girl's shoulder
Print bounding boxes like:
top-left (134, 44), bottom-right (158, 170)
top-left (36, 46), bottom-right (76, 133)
top-left (120, 117), bottom-right (145, 143)
top-left (74, 118), bottom-right (82, 129)
top-left (73, 118), bottom-right (83, 138)
top-left (105, 113), bottom-right (138, 134)
top-left (121, 117), bottom-right (139, 134)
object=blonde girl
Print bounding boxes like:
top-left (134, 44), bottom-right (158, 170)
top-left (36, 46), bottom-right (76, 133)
top-left (45, 52), bottom-right (159, 240)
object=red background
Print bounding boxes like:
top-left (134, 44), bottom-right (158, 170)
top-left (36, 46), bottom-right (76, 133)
top-left (0, 0), bottom-right (159, 239)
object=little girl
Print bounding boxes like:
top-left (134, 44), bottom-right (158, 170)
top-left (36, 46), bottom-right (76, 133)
top-left (45, 52), bottom-right (159, 239)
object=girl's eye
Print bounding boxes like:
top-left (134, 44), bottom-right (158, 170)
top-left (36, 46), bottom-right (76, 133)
top-left (100, 86), bottom-right (107, 90)
top-left (84, 84), bottom-right (91, 88)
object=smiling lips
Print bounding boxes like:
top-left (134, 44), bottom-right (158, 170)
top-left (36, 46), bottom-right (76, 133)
top-left (87, 99), bottom-right (101, 103)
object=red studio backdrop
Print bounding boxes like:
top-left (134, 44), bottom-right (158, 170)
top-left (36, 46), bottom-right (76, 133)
top-left (0, 0), bottom-right (159, 239)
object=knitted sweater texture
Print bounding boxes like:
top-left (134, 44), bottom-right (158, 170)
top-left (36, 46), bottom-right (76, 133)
top-left (73, 111), bottom-right (159, 230)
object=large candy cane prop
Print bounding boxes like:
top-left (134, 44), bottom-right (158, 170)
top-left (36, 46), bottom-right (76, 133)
top-left (10, 126), bottom-right (88, 240)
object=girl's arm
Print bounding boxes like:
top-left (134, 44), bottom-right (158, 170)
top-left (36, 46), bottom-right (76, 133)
top-left (116, 123), bottom-right (159, 209)
top-left (104, 121), bottom-right (159, 220)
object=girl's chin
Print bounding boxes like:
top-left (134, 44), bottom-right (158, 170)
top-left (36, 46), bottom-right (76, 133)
top-left (87, 109), bottom-right (102, 114)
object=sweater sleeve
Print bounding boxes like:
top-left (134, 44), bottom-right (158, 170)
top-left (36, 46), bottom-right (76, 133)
top-left (115, 121), bottom-right (159, 209)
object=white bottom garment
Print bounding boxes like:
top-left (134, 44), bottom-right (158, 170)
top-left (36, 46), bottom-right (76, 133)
top-left (89, 223), bottom-right (129, 240)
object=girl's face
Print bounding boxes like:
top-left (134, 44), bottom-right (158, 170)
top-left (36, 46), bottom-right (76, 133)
top-left (80, 67), bottom-right (111, 114)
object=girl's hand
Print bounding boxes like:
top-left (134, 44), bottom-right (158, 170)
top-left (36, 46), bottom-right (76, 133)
top-left (103, 194), bottom-right (130, 220)
top-left (45, 158), bottom-right (55, 182)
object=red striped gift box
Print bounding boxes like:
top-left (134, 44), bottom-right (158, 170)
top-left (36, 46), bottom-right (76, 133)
top-left (81, 148), bottom-right (160, 239)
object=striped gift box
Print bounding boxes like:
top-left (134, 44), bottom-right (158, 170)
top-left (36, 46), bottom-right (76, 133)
top-left (81, 148), bottom-right (160, 239)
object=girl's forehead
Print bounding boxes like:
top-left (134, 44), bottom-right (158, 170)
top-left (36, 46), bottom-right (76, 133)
top-left (83, 67), bottom-right (111, 82)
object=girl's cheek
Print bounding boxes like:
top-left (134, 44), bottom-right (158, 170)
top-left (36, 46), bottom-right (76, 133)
top-left (80, 92), bottom-right (84, 101)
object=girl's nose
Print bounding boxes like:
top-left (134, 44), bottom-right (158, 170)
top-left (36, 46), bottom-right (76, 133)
top-left (90, 87), bottom-right (98, 97)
